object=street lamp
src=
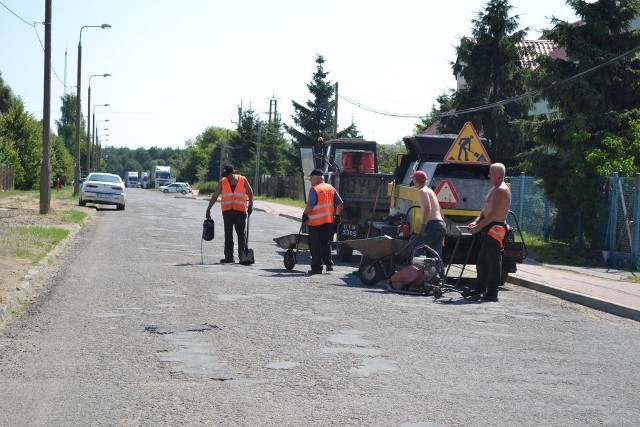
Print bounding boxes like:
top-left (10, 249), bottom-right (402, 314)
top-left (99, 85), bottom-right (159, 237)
top-left (74, 23), bottom-right (111, 195)
top-left (92, 103), bottom-right (109, 171)
top-left (87, 73), bottom-right (110, 173)
top-left (93, 119), bottom-right (109, 170)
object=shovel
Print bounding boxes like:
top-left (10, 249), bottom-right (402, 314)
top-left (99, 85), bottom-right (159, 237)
top-left (239, 212), bottom-right (255, 265)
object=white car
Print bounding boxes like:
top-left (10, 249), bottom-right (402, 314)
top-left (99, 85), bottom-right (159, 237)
top-left (79, 172), bottom-right (126, 210)
top-left (159, 182), bottom-right (192, 194)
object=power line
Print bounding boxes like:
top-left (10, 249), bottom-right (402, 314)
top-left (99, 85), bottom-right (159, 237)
top-left (0, 1), bottom-right (64, 86)
top-left (340, 43), bottom-right (640, 121)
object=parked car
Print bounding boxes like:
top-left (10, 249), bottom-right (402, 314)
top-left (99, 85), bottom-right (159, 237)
top-left (159, 182), bottom-right (192, 194)
top-left (79, 172), bottom-right (126, 210)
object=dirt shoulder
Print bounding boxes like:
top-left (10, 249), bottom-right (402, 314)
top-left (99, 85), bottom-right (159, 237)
top-left (0, 192), bottom-right (93, 315)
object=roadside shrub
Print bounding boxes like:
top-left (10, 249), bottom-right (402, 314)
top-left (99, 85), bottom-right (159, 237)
top-left (195, 180), bottom-right (217, 196)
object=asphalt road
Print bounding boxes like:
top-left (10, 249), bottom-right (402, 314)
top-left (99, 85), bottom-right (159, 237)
top-left (0, 189), bottom-right (639, 426)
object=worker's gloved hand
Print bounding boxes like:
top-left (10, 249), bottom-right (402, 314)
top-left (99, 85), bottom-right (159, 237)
top-left (302, 213), bottom-right (309, 222)
top-left (333, 214), bottom-right (341, 224)
top-left (206, 208), bottom-right (211, 220)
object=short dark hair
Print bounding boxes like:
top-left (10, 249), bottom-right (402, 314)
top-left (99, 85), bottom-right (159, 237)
top-left (309, 169), bottom-right (323, 177)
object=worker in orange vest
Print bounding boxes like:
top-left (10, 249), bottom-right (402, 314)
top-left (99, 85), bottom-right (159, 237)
top-left (302, 169), bottom-right (344, 275)
top-left (206, 164), bottom-right (254, 264)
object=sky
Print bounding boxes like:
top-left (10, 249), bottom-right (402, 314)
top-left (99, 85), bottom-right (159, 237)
top-left (0, 0), bottom-right (579, 149)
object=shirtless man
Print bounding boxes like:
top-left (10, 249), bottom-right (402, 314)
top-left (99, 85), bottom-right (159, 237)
top-left (464, 163), bottom-right (511, 302)
top-left (412, 170), bottom-right (446, 261)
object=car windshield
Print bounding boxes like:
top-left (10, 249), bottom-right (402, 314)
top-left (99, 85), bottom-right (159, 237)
top-left (88, 174), bottom-right (121, 184)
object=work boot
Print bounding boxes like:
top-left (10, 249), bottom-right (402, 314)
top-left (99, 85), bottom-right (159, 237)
top-left (326, 265), bottom-right (334, 272)
top-left (461, 287), bottom-right (483, 298)
top-left (220, 258), bottom-right (235, 264)
top-left (480, 293), bottom-right (498, 302)
top-left (307, 269), bottom-right (322, 275)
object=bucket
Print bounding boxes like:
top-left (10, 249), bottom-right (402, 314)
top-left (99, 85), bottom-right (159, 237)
top-left (341, 152), bottom-right (355, 173)
top-left (360, 152), bottom-right (375, 174)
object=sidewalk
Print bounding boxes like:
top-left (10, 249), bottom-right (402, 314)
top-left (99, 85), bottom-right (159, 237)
top-left (254, 200), bottom-right (640, 322)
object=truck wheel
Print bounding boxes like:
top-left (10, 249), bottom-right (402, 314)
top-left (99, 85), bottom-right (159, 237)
top-left (337, 245), bottom-right (353, 262)
top-left (358, 262), bottom-right (382, 286)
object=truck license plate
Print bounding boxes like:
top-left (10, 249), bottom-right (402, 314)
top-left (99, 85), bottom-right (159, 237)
top-left (340, 224), bottom-right (358, 238)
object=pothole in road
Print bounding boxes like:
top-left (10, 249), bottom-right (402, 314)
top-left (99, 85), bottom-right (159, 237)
top-left (146, 323), bottom-right (232, 381)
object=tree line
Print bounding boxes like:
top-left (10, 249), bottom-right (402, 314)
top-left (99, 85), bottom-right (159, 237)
top-left (2, 0), bottom-right (640, 248)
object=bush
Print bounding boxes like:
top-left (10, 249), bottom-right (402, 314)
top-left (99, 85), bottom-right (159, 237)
top-left (195, 180), bottom-right (217, 196)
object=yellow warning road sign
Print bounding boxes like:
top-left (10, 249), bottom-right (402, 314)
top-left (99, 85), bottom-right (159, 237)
top-left (444, 122), bottom-right (491, 165)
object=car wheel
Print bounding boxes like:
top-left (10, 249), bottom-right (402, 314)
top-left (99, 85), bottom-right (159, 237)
top-left (181, 190), bottom-right (187, 195)
top-left (163, 189), bottom-right (168, 193)
top-left (117, 204), bottom-right (125, 211)
top-left (79, 198), bottom-right (86, 207)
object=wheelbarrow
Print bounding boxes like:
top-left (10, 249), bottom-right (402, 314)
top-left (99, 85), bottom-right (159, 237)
top-left (273, 231), bottom-right (309, 270)
top-left (342, 234), bottom-right (417, 286)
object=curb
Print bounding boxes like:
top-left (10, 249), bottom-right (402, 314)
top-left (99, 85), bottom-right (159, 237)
top-left (507, 275), bottom-right (640, 322)
top-left (0, 222), bottom-right (85, 325)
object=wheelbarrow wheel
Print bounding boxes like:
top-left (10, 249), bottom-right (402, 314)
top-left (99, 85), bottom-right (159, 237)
top-left (284, 249), bottom-right (296, 270)
top-left (358, 261), bottom-right (383, 286)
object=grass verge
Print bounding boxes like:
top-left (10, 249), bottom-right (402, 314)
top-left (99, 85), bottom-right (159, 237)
top-left (8, 226), bottom-right (70, 265)
top-left (522, 232), bottom-right (606, 267)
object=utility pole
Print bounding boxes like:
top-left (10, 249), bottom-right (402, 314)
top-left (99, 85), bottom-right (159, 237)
top-left (333, 82), bottom-right (339, 139)
top-left (39, 0), bottom-right (52, 214)
top-left (254, 123), bottom-right (261, 195)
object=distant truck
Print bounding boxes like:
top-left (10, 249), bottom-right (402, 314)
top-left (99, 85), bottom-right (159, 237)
top-left (125, 171), bottom-right (139, 188)
top-left (140, 171), bottom-right (150, 189)
top-left (300, 138), bottom-right (394, 261)
top-left (150, 165), bottom-right (174, 188)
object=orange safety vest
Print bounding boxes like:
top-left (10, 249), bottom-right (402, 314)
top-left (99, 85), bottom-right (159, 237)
top-left (308, 183), bottom-right (335, 226)
top-left (487, 224), bottom-right (507, 250)
top-left (220, 176), bottom-right (248, 212)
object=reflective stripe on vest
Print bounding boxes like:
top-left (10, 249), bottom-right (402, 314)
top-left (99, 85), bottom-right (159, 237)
top-left (308, 183), bottom-right (335, 226)
top-left (220, 176), bottom-right (248, 212)
top-left (487, 225), bottom-right (507, 250)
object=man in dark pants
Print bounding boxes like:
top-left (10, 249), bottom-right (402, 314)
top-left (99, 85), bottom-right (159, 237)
top-left (464, 163), bottom-right (511, 302)
top-left (205, 164), bottom-right (254, 264)
top-left (302, 169), bottom-right (344, 275)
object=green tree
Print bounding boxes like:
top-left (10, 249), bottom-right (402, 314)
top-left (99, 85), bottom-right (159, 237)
top-left (285, 55), bottom-right (336, 154)
top-left (442, 0), bottom-right (533, 168)
top-left (260, 118), bottom-right (293, 176)
top-left (524, 0), bottom-right (640, 245)
top-left (55, 93), bottom-right (77, 155)
top-left (0, 71), bottom-right (16, 114)
top-left (51, 133), bottom-right (74, 185)
top-left (377, 141), bottom-right (406, 174)
top-left (225, 108), bottom-right (261, 179)
top-left (0, 99), bottom-right (42, 189)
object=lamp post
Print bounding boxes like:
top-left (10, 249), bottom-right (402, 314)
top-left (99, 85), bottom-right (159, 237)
top-left (87, 73), bottom-right (110, 174)
top-left (74, 23), bottom-right (111, 195)
top-left (92, 103), bottom-right (109, 170)
top-left (93, 119), bottom-right (109, 171)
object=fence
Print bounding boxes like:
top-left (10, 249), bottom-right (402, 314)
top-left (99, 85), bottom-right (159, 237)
top-left (251, 175), bottom-right (305, 200)
top-left (507, 173), bottom-right (556, 237)
top-left (606, 173), bottom-right (640, 271)
top-left (0, 164), bottom-right (15, 191)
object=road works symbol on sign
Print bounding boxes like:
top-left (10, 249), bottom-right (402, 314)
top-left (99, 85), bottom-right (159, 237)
top-left (435, 180), bottom-right (459, 208)
top-left (444, 121), bottom-right (491, 165)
